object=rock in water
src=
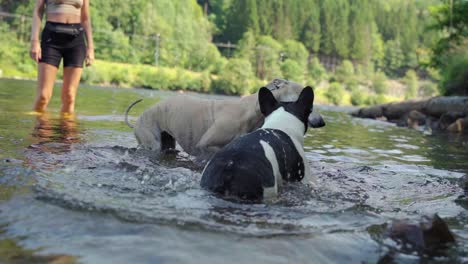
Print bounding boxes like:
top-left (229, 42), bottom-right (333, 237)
top-left (388, 214), bottom-right (455, 253)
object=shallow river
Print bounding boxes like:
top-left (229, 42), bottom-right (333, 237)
top-left (0, 79), bottom-right (467, 263)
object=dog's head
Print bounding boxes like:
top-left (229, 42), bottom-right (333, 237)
top-left (265, 79), bottom-right (325, 128)
top-left (259, 86), bottom-right (314, 133)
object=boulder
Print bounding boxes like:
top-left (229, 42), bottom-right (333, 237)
top-left (388, 214), bottom-right (456, 253)
top-left (407, 110), bottom-right (427, 129)
top-left (447, 117), bottom-right (468, 133)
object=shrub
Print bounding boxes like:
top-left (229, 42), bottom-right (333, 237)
top-left (211, 56), bottom-right (228, 75)
top-left (134, 66), bottom-right (159, 88)
top-left (110, 67), bottom-right (135, 87)
top-left (280, 59), bottom-right (304, 83)
top-left (419, 82), bottom-right (438, 97)
top-left (81, 62), bottom-right (111, 85)
top-left (282, 39), bottom-right (308, 68)
top-left (307, 57), bottom-right (327, 82)
top-left (335, 60), bottom-right (355, 83)
top-left (351, 89), bottom-right (368, 106)
top-left (403, 69), bottom-right (419, 99)
top-left (212, 58), bottom-right (255, 95)
top-left (372, 71), bottom-right (388, 94)
top-left (254, 35), bottom-right (282, 80)
top-left (366, 94), bottom-right (388, 105)
top-left (439, 52), bottom-right (468, 96)
top-left (325, 82), bottom-right (346, 105)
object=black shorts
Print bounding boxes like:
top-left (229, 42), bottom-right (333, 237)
top-left (40, 22), bottom-right (86, 68)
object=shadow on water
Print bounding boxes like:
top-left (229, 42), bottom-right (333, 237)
top-left (0, 79), bottom-right (467, 263)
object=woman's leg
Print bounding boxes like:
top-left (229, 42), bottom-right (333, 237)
top-left (33, 63), bottom-right (58, 112)
top-left (61, 67), bottom-right (83, 113)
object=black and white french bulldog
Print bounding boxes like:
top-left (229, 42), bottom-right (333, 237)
top-left (200, 86), bottom-right (315, 201)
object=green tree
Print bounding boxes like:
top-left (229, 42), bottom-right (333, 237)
top-left (213, 58), bottom-right (255, 95)
top-left (349, 0), bottom-right (373, 63)
top-left (320, 0), bottom-right (350, 57)
top-left (282, 39), bottom-right (308, 69)
top-left (297, 0), bottom-right (321, 53)
top-left (371, 29), bottom-right (385, 70)
top-left (325, 82), bottom-right (346, 105)
top-left (254, 35), bottom-right (282, 80)
top-left (384, 39), bottom-right (405, 75)
top-left (372, 71), bottom-right (388, 95)
top-left (235, 30), bottom-right (257, 60)
top-left (307, 57), bottom-right (327, 82)
top-left (256, 0), bottom-right (274, 36)
top-left (335, 60), bottom-right (355, 83)
top-left (271, 0), bottom-right (293, 40)
top-left (224, 0), bottom-right (259, 43)
top-left (438, 52), bottom-right (468, 96)
top-left (428, 0), bottom-right (468, 95)
top-left (280, 59), bottom-right (304, 83)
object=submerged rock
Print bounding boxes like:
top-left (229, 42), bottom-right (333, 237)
top-left (388, 214), bottom-right (456, 253)
top-left (460, 174), bottom-right (468, 191)
top-left (447, 117), bottom-right (468, 133)
top-left (455, 175), bottom-right (468, 209)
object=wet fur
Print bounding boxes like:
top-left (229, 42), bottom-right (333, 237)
top-left (126, 79), bottom-right (324, 162)
top-left (201, 87), bottom-right (315, 200)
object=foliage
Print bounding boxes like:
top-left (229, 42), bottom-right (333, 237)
top-left (403, 69), bottom-right (419, 99)
top-left (384, 39), bottom-right (405, 76)
top-left (325, 82), bottom-right (346, 105)
top-left (253, 35), bottom-right (282, 80)
top-left (428, 0), bottom-right (468, 68)
top-left (335, 60), bottom-right (355, 84)
top-left (81, 60), bottom-right (211, 92)
top-left (366, 94), bottom-right (390, 105)
top-left (307, 57), bottom-right (327, 83)
top-left (0, 24), bottom-right (36, 79)
top-left (280, 59), bottom-right (304, 83)
top-left (427, 0), bottom-right (468, 95)
top-left (350, 87), bottom-right (368, 106)
top-left (281, 39), bottom-right (308, 68)
top-left (371, 71), bottom-right (388, 95)
top-left (0, 0), bottom-right (445, 100)
top-left (419, 81), bottom-right (438, 97)
top-left (211, 0), bottom-right (438, 76)
top-left (438, 51), bottom-right (468, 95)
top-left (235, 30), bottom-right (257, 61)
top-left (211, 58), bottom-right (255, 95)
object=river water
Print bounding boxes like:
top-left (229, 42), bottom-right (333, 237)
top-left (0, 79), bottom-right (467, 263)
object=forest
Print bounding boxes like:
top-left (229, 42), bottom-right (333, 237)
top-left (0, 0), bottom-right (466, 105)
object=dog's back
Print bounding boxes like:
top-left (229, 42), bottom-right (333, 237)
top-left (200, 128), bottom-right (305, 200)
top-left (201, 86), bottom-right (315, 201)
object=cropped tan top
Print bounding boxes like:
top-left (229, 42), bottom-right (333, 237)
top-left (46, 0), bottom-right (83, 16)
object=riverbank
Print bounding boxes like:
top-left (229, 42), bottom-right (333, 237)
top-left (0, 53), bottom-right (436, 108)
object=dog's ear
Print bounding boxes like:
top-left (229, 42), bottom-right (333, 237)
top-left (259, 87), bottom-right (279, 116)
top-left (296, 86), bottom-right (314, 114)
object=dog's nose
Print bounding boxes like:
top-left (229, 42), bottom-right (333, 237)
top-left (308, 112), bottom-right (326, 128)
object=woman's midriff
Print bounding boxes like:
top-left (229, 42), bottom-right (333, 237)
top-left (46, 13), bottom-right (81, 24)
